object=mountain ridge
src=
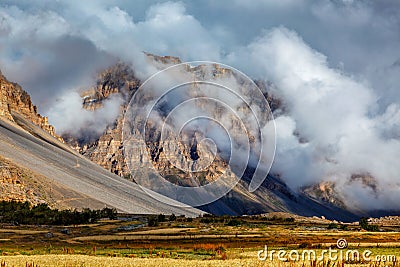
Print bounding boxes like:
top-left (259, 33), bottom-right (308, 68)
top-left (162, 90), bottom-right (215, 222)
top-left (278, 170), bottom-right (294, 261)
top-left (61, 55), bottom-right (361, 221)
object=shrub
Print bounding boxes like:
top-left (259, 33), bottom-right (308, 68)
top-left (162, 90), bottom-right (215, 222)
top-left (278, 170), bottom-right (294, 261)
top-left (226, 219), bottom-right (241, 226)
top-left (200, 218), bottom-right (213, 223)
top-left (327, 222), bottom-right (338, 229)
top-left (169, 213), bottom-right (177, 221)
top-left (157, 214), bottom-right (166, 222)
top-left (148, 216), bottom-right (159, 227)
top-left (359, 217), bottom-right (379, 231)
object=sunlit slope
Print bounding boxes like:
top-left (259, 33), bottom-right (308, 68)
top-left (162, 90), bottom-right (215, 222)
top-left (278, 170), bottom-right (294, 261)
top-left (0, 112), bottom-right (202, 217)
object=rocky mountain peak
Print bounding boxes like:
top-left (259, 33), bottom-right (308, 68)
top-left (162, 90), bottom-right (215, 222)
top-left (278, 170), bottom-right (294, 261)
top-left (144, 52), bottom-right (182, 69)
top-left (82, 62), bottom-right (140, 111)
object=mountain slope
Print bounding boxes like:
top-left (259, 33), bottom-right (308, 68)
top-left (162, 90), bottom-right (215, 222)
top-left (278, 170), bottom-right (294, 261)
top-left (0, 71), bottom-right (202, 217)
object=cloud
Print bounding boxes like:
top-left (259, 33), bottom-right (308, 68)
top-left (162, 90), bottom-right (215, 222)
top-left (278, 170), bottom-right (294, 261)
top-left (0, 5), bottom-right (117, 111)
top-left (47, 90), bottom-right (123, 138)
top-left (1, 0), bottom-right (400, 210)
top-left (230, 27), bottom-right (400, 210)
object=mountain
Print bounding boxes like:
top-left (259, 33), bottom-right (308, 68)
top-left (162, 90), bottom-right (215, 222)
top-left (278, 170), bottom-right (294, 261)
top-left (0, 70), bottom-right (62, 142)
top-left (0, 70), bottom-right (202, 217)
top-left (63, 55), bottom-right (359, 221)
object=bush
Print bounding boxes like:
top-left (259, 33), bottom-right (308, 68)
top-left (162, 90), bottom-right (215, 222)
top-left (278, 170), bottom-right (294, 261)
top-left (226, 219), bottom-right (241, 226)
top-left (285, 217), bottom-right (295, 223)
top-left (327, 222), bottom-right (338, 229)
top-left (263, 216), bottom-right (295, 223)
top-left (157, 214), bottom-right (166, 222)
top-left (360, 217), bottom-right (379, 231)
top-left (148, 216), bottom-right (159, 227)
top-left (200, 218), bottom-right (213, 223)
top-left (169, 213), bottom-right (177, 221)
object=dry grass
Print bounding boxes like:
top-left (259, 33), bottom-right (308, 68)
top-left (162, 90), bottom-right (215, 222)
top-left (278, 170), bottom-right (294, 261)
top-left (0, 255), bottom-right (397, 267)
top-left (116, 227), bottom-right (195, 235)
top-left (0, 255), bottom-right (260, 267)
top-left (0, 229), bottom-right (47, 235)
top-left (72, 233), bottom-right (262, 241)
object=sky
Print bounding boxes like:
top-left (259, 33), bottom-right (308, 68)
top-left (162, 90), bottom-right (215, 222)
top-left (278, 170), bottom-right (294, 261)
top-left (0, 0), bottom-right (400, 211)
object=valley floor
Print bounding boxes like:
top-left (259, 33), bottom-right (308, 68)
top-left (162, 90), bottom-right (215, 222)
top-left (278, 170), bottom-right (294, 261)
top-left (0, 251), bottom-right (399, 267)
top-left (1, 214), bottom-right (400, 266)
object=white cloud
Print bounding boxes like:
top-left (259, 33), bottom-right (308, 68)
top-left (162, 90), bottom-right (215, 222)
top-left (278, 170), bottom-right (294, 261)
top-left (230, 27), bottom-right (400, 210)
top-left (1, 0), bottom-right (400, 210)
top-left (47, 91), bottom-right (123, 137)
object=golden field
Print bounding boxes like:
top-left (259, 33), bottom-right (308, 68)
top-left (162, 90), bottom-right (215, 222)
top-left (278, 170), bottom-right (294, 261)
top-left (1, 213), bottom-right (400, 266)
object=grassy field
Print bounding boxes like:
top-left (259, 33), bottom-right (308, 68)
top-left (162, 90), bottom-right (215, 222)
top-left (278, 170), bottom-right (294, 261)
top-left (0, 255), bottom-right (273, 267)
top-left (0, 251), bottom-right (399, 267)
top-left (0, 213), bottom-right (399, 266)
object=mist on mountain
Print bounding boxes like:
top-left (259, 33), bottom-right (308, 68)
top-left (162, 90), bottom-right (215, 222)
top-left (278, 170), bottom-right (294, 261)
top-left (1, 1), bottom-right (400, 211)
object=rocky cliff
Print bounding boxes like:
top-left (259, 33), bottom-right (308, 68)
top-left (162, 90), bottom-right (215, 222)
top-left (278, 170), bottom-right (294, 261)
top-left (0, 71), bottom-right (63, 142)
top-left (0, 155), bottom-right (71, 208)
top-left (63, 63), bottom-right (140, 176)
top-left (63, 55), bottom-right (357, 220)
top-left (0, 156), bottom-right (42, 205)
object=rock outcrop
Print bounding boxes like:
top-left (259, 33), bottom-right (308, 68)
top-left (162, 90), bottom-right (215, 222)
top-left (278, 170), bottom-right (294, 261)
top-left (0, 156), bottom-right (41, 204)
top-left (64, 63), bottom-right (140, 176)
top-left (0, 156), bottom-right (71, 208)
top-left (0, 71), bottom-right (63, 142)
top-left (301, 181), bottom-right (346, 208)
